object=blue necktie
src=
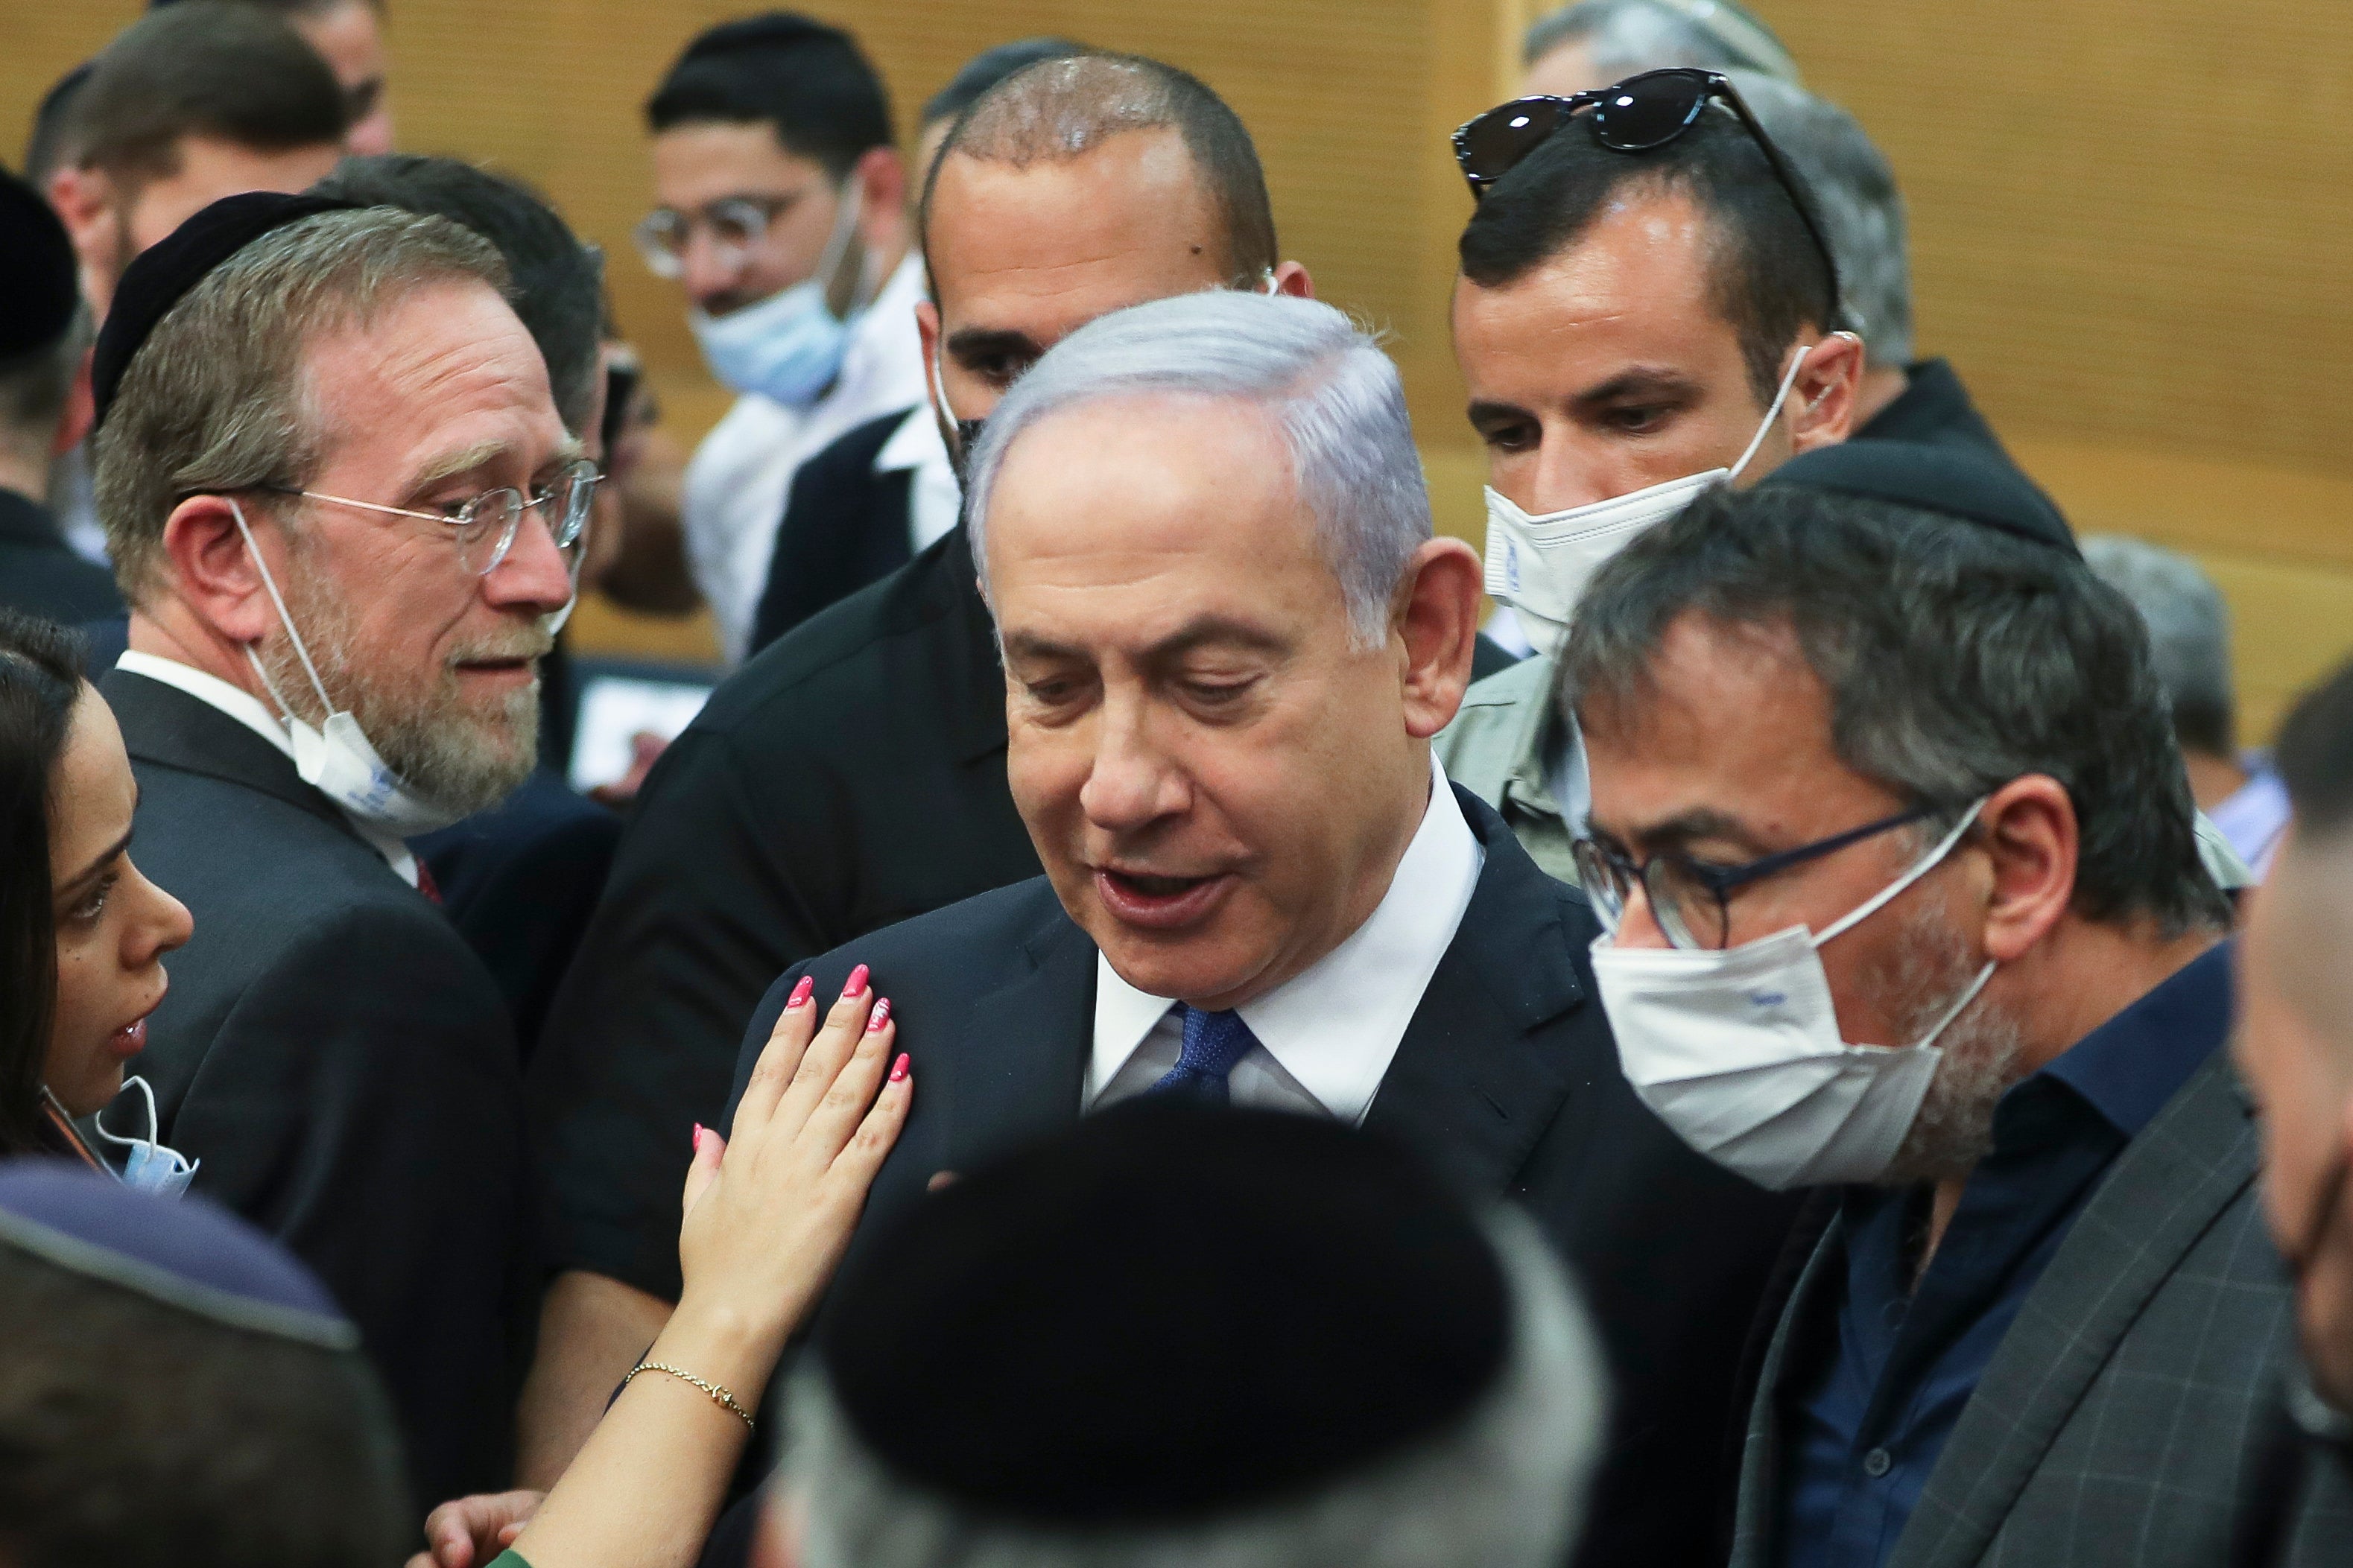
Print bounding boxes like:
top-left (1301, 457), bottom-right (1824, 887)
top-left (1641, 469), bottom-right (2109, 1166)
top-left (1147, 1006), bottom-right (1261, 1102)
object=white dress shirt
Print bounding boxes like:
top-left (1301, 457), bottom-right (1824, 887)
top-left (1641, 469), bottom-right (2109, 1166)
top-left (872, 405), bottom-right (960, 555)
top-left (1087, 754), bottom-right (1485, 1123)
top-left (114, 650), bottom-right (419, 886)
top-left (682, 253), bottom-right (931, 664)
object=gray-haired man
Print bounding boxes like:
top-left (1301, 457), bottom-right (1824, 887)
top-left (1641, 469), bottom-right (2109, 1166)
top-left (713, 288), bottom-right (1803, 1568)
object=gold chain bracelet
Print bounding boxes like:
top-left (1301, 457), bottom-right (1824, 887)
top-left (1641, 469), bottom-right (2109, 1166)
top-left (621, 1360), bottom-right (756, 1429)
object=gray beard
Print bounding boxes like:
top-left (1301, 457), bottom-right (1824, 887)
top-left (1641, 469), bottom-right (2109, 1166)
top-left (256, 562), bottom-right (545, 818)
top-left (1875, 904), bottom-right (2027, 1187)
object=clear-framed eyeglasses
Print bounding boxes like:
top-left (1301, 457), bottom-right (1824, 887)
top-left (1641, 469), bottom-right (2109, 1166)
top-left (261, 458), bottom-right (601, 576)
top-left (632, 194), bottom-right (793, 279)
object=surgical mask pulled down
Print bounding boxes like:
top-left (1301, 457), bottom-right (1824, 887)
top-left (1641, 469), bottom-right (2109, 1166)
top-left (1483, 337), bottom-right (1841, 657)
top-left (1592, 803), bottom-right (1993, 1191)
top-left (229, 501), bottom-right (470, 838)
top-left (690, 177), bottom-right (873, 408)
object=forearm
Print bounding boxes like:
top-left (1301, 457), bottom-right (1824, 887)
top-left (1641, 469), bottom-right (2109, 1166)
top-left (516, 1272), bottom-right (677, 1491)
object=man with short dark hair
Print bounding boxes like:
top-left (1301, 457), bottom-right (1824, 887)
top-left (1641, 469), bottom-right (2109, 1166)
top-left (0, 1164), bottom-right (408, 1568)
top-left (519, 51), bottom-right (1320, 1486)
top-left (642, 12), bottom-right (921, 662)
top-left (45, 2), bottom-right (348, 318)
top-left (1559, 474), bottom-right (2345, 1565)
top-left (152, 0), bottom-right (396, 155)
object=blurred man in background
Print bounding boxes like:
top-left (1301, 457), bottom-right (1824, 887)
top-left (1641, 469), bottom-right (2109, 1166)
top-left (45, 2), bottom-right (348, 320)
top-left (151, 0), bottom-right (396, 154)
top-left (519, 49), bottom-right (1314, 1488)
top-left (641, 12), bottom-right (922, 663)
top-left (2086, 533), bottom-right (2290, 876)
top-left (1521, 0), bottom-right (1801, 99)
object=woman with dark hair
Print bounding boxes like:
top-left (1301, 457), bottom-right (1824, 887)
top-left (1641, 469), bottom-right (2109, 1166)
top-left (0, 609), bottom-right (191, 1164)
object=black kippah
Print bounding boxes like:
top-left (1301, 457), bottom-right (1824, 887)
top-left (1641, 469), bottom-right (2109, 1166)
top-left (89, 190), bottom-right (357, 432)
top-left (0, 168), bottom-right (78, 360)
top-left (819, 1101), bottom-right (1511, 1527)
top-left (1762, 439), bottom-right (2080, 559)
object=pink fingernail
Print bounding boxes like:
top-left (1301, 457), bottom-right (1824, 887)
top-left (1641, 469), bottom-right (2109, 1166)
top-left (889, 1053), bottom-right (910, 1082)
top-left (841, 963), bottom-right (869, 1000)
top-left (691, 1123), bottom-right (706, 1151)
top-left (787, 975), bottom-right (814, 1009)
top-left (867, 997), bottom-right (893, 1032)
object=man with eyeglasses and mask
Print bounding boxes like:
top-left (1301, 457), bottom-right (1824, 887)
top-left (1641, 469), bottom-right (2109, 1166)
top-left (1562, 467), bottom-right (2349, 1567)
top-left (639, 12), bottom-right (922, 665)
top-left (87, 194), bottom-right (585, 1515)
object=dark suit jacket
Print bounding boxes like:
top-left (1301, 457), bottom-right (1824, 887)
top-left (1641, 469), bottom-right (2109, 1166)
top-left (1855, 358), bottom-right (2012, 460)
top-left (528, 525), bottom-right (1042, 1302)
top-left (747, 407), bottom-right (916, 656)
top-left (102, 669), bottom-right (531, 1515)
top-left (1730, 1054), bottom-right (2353, 1568)
top-left (0, 487), bottom-right (120, 626)
top-left (724, 788), bottom-right (1804, 1568)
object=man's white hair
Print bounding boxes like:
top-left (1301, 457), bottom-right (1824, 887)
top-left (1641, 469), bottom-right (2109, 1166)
top-left (782, 1210), bottom-right (1609, 1568)
top-left (963, 291), bottom-right (1433, 647)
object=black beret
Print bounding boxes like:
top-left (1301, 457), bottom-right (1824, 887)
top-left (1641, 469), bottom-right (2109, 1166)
top-left (819, 1101), bottom-right (1510, 1527)
top-left (89, 190), bottom-right (356, 431)
top-left (1762, 439), bottom-right (2080, 559)
top-left (0, 168), bottom-right (79, 360)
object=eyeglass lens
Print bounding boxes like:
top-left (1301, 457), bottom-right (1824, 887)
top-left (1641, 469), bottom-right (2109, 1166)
top-left (457, 466), bottom-right (596, 576)
top-left (1571, 839), bottom-right (1723, 950)
top-left (1586, 73), bottom-right (1713, 151)
top-left (633, 200), bottom-right (775, 279)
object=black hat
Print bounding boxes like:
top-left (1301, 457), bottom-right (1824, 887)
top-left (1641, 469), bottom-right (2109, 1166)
top-left (0, 168), bottom-right (80, 360)
top-left (1762, 439), bottom-right (2080, 558)
top-left (818, 1101), bottom-right (1511, 1526)
top-left (89, 190), bottom-right (355, 431)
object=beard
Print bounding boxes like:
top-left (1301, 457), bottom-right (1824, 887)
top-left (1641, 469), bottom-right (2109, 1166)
top-left (1872, 902), bottom-right (2027, 1187)
top-left (256, 560), bottom-right (548, 818)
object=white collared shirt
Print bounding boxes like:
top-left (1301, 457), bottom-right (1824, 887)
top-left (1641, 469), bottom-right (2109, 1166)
top-left (682, 253), bottom-right (931, 664)
top-left (1087, 754), bottom-right (1485, 1123)
top-left (113, 650), bottom-right (419, 886)
top-left (872, 406), bottom-right (960, 555)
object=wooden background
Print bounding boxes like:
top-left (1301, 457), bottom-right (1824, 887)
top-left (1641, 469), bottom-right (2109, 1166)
top-left (7, 0), bottom-right (2349, 737)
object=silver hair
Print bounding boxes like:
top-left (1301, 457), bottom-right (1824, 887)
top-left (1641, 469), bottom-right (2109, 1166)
top-left (91, 206), bottom-right (511, 603)
top-left (2081, 534), bottom-right (2237, 758)
top-left (963, 292), bottom-right (1431, 647)
top-left (1522, 0), bottom-right (1802, 85)
top-left (1732, 73), bottom-right (1913, 367)
top-left (782, 1210), bottom-right (1609, 1568)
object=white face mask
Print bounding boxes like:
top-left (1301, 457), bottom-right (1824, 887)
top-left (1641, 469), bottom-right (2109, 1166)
top-left (1482, 340), bottom-right (1825, 656)
top-left (229, 501), bottom-right (470, 837)
top-left (688, 178), bottom-right (869, 408)
top-left (92, 1076), bottom-right (200, 1196)
top-left (1591, 802), bottom-right (1993, 1190)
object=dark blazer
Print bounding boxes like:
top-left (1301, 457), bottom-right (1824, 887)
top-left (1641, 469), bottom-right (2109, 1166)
top-left (528, 525), bottom-right (1042, 1303)
top-left (1730, 1054), bottom-right (2353, 1568)
top-left (101, 668), bottom-right (531, 1515)
top-left (0, 487), bottom-right (120, 626)
top-left (1855, 358), bottom-right (2012, 460)
top-left (725, 788), bottom-right (1805, 1568)
top-left (747, 408), bottom-right (916, 656)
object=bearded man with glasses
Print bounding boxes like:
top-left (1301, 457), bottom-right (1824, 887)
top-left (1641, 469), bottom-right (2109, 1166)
top-left (83, 193), bottom-right (579, 1517)
top-left (1563, 472), bottom-right (2348, 1566)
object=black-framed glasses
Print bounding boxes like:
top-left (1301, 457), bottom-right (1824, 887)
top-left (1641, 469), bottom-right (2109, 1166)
top-left (1452, 69), bottom-right (1841, 314)
top-left (257, 457), bottom-right (601, 577)
top-left (1573, 804), bottom-right (1937, 950)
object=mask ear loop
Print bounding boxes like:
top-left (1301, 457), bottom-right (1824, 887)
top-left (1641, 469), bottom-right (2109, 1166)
top-left (1813, 798), bottom-right (1987, 949)
top-left (227, 498), bottom-right (335, 726)
top-left (818, 175), bottom-right (872, 320)
top-left (91, 1074), bottom-right (162, 1152)
top-left (1726, 340), bottom-right (1818, 484)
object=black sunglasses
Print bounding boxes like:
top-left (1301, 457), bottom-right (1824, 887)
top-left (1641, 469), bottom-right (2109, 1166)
top-left (1452, 69), bottom-right (1841, 315)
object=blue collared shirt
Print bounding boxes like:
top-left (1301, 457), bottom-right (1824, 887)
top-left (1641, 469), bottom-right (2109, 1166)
top-left (1778, 941), bottom-right (2235, 1568)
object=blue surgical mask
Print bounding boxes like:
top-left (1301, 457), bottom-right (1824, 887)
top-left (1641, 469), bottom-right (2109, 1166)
top-left (92, 1076), bottom-right (200, 1197)
top-left (688, 179), bottom-right (869, 407)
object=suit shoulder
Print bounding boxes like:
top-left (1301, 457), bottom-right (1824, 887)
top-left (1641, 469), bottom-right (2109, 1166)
top-left (790, 408), bottom-right (916, 493)
top-left (753, 876), bottom-right (1066, 1014)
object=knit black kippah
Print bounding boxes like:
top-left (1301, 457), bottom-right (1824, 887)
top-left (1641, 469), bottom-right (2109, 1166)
top-left (819, 1101), bottom-right (1511, 1527)
top-left (89, 190), bottom-right (356, 431)
top-left (1764, 439), bottom-right (2081, 559)
top-left (0, 168), bottom-right (78, 360)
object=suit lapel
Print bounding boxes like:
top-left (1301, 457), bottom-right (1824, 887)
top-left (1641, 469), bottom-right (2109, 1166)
top-left (1890, 1053), bottom-right (2260, 1568)
top-left (940, 894), bottom-right (1098, 1176)
top-left (1734, 1214), bottom-right (1850, 1568)
top-left (1364, 787), bottom-right (1588, 1199)
top-left (101, 667), bottom-right (352, 836)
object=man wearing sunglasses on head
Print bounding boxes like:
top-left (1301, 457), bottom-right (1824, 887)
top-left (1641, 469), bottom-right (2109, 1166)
top-left (640, 13), bottom-right (924, 664)
top-left (89, 193), bottom-right (583, 1516)
top-left (1563, 472), bottom-right (2349, 1566)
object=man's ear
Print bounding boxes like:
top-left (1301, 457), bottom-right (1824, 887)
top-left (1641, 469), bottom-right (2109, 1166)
top-left (159, 495), bottom-right (285, 647)
top-left (1393, 536), bottom-right (1483, 740)
top-left (1974, 773), bottom-right (2078, 963)
top-left (44, 165), bottom-right (122, 316)
top-left (1270, 260), bottom-right (1314, 299)
top-left (1788, 329), bottom-right (1865, 453)
top-left (852, 145), bottom-right (908, 235)
top-left (52, 349), bottom-right (95, 459)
